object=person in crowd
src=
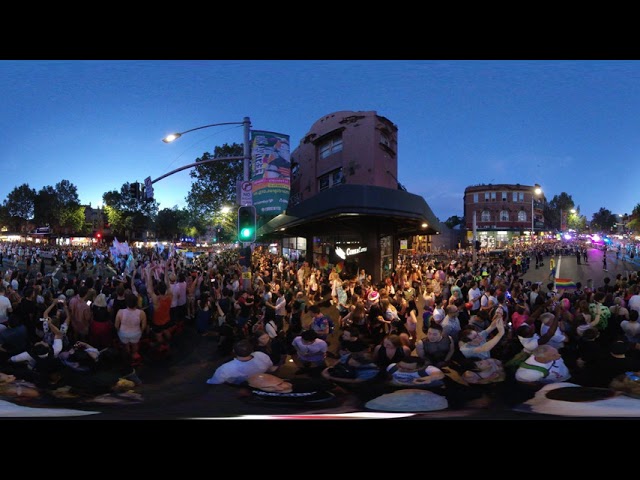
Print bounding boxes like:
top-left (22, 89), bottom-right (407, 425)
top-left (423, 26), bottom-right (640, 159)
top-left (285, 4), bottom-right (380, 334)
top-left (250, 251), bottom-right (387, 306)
top-left (0, 285), bottom-right (13, 329)
top-left (252, 330), bottom-right (287, 372)
top-left (460, 357), bottom-right (506, 385)
top-left (621, 309), bottom-right (640, 345)
top-left (458, 313), bottom-right (506, 360)
top-left (145, 263), bottom-right (173, 348)
top-left (290, 329), bottom-right (328, 376)
top-left (372, 333), bottom-right (412, 371)
top-left (114, 292), bottom-right (147, 365)
top-left (322, 351), bottom-right (380, 384)
top-left (575, 339), bottom-right (640, 387)
top-left (386, 355), bottom-right (446, 388)
top-left (441, 304), bottom-right (462, 343)
top-left (0, 315), bottom-right (29, 361)
top-left (308, 304), bottom-right (334, 343)
top-left (206, 338), bottom-right (273, 385)
top-left (89, 293), bottom-right (114, 350)
top-left (514, 344), bottom-right (571, 386)
top-left (338, 327), bottom-right (369, 357)
top-left (415, 322), bottom-right (454, 367)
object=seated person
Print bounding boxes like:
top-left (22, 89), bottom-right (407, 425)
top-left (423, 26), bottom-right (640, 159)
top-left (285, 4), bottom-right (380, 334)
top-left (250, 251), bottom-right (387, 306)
top-left (338, 328), bottom-right (370, 358)
top-left (321, 352), bottom-right (380, 384)
top-left (514, 344), bottom-right (571, 386)
top-left (386, 355), bottom-right (445, 388)
top-left (206, 339), bottom-right (273, 385)
top-left (247, 373), bottom-right (336, 404)
top-left (291, 329), bottom-right (328, 375)
top-left (460, 357), bottom-right (506, 385)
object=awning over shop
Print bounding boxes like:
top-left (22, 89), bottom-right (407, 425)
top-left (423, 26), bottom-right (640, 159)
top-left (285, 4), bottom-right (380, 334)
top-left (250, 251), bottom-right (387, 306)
top-left (258, 184), bottom-right (442, 239)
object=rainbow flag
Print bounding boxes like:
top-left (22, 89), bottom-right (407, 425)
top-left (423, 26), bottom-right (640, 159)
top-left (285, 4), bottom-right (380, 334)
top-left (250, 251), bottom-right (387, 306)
top-left (555, 278), bottom-right (576, 290)
top-left (335, 261), bottom-right (344, 273)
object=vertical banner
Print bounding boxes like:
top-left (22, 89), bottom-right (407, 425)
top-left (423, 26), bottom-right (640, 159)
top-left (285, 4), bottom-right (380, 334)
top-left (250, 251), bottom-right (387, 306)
top-left (250, 130), bottom-right (290, 216)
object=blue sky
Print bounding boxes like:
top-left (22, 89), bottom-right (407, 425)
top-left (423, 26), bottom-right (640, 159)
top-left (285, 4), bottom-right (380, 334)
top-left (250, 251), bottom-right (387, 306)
top-left (1, 60), bottom-right (638, 223)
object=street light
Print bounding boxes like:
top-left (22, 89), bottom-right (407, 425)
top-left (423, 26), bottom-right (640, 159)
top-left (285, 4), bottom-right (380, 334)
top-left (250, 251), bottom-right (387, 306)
top-left (160, 117), bottom-right (252, 182)
top-left (531, 184), bottom-right (542, 237)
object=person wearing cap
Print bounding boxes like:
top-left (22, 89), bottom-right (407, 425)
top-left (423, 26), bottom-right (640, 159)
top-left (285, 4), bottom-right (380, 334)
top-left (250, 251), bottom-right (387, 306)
top-left (88, 293), bottom-right (114, 351)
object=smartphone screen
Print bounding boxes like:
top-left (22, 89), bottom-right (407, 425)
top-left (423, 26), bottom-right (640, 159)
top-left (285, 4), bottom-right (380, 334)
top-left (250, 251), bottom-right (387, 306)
top-left (86, 300), bottom-right (92, 306)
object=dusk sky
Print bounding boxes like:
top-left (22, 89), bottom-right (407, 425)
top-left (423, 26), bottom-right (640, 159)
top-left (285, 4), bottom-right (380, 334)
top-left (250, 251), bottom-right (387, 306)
top-left (1, 60), bottom-right (638, 223)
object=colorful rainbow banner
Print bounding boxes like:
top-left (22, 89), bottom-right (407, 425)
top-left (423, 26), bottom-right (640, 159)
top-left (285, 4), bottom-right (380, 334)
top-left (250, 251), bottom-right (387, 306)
top-left (555, 278), bottom-right (576, 290)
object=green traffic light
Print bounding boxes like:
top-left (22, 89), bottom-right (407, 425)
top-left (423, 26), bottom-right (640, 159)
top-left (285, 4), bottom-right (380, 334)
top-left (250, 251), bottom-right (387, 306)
top-left (239, 227), bottom-right (253, 239)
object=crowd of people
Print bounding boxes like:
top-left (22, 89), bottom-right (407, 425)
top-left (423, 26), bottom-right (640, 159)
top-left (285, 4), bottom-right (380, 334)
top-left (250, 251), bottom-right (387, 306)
top-left (1, 239), bottom-right (640, 411)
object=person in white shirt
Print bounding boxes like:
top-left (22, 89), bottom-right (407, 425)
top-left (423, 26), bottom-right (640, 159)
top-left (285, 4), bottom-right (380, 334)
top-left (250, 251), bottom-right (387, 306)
top-left (206, 339), bottom-right (273, 385)
top-left (515, 344), bottom-right (571, 385)
top-left (0, 285), bottom-right (13, 329)
top-left (467, 281), bottom-right (482, 314)
top-left (627, 286), bottom-right (640, 315)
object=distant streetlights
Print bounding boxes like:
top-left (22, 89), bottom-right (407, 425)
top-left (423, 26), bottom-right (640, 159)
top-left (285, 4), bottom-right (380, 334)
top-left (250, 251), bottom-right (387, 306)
top-left (531, 184), bottom-right (542, 236)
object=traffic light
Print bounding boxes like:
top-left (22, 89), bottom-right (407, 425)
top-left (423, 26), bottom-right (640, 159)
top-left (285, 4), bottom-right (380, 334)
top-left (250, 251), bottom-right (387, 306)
top-left (237, 206), bottom-right (256, 242)
top-left (129, 182), bottom-right (140, 199)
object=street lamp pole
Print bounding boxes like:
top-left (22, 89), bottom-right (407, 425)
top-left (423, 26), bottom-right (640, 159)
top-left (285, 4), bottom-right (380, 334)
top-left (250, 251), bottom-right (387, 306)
top-left (531, 184), bottom-right (542, 238)
top-left (161, 117), bottom-right (252, 182)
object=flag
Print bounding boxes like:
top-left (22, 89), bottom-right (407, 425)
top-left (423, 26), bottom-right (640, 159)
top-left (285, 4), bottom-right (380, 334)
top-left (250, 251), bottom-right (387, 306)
top-left (555, 278), bottom-right (576, 290)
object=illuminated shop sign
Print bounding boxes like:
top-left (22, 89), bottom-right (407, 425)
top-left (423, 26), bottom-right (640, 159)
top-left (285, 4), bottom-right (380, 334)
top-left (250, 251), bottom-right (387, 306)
top-left (335, 245), bottom-right (368, 259)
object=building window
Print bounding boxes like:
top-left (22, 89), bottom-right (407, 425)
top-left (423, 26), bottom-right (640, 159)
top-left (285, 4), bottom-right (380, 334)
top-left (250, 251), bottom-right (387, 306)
top-left (319, 136), bottom-right (343, 159)
top-left (291, 163), bottom-right (300, 181)
top-left (473, 193), bottom-right (478, 203)
top-left (318, 167), bottom-right (344, 191)
top-left (512, 192), bottom-right (518, 201)
top-left (502, 191), bottom-right (507, 201)
top-left (484, 192), bottom-right (490, 201)
top-left (380, 132), bottom-right (391, 148)
top-left (518, 210), bottom-right (527, 222)
top-left (518, 192), bottom-right (524, 201)
top-left (290, 192), bottom-right (301, 207)
top-left (500, 210), bottom-right (509, 222)
top-left (490, 192), bottom-right (496, 201)
top-left (481, 210), bottom-right (491, 222)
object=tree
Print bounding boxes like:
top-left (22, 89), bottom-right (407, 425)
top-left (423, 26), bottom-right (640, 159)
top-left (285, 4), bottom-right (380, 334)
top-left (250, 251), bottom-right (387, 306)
top-left (34, 185), bottom-right (60, 229)
top-left (4, 184), bottom-right (36, 231)
top-left (591, 207), bottom-right (617, 233)
top-left (546, 192), bottom-right (575, 230)
top-left (566, 206), bottom-right (587, 232)
top-left (444, 215), bottom-right (464, 229)
top-left (186, 143), bottom-right (244, 222)
top-left (627, 204), bottom-right (640, 235)
top-left (155, 208), bottom-right (190, 241)
top-left (59, 205), bottom-right (87, 234)
top-left (103, 183), bottom-right (158, 241)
